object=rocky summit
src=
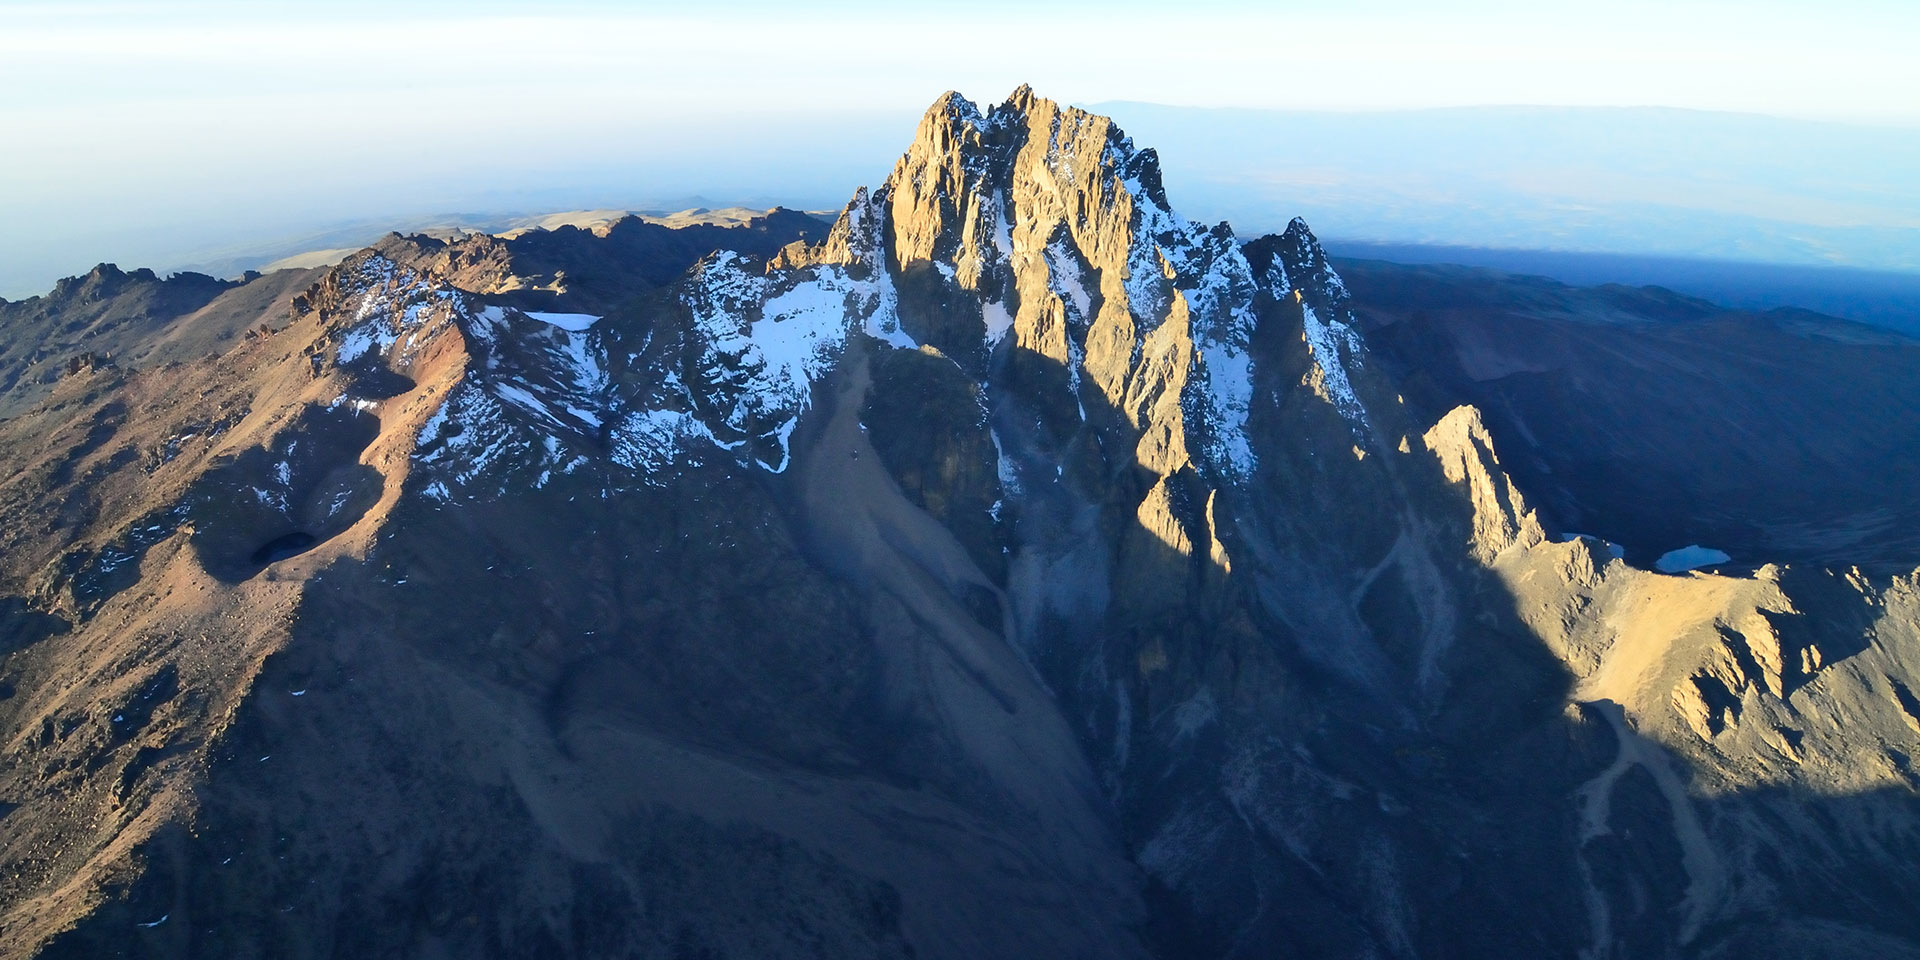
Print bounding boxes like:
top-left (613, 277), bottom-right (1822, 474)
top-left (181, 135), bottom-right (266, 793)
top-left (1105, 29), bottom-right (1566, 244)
top-left (3, 87), bottom-right (1920, 960)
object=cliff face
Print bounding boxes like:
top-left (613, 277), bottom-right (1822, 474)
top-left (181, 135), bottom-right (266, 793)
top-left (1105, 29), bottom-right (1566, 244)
top-left (2, 88), bottom-right (1918, 960)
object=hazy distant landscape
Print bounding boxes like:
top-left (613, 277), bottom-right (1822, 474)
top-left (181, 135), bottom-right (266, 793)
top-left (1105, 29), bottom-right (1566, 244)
top-left (1104, 102), bottom-right (1920, 330)
top-left (1325, 243), bottom-right (1920, 334)
top-left (1097, 103), bottom-right (1920, 274)
top-left (9, 103), bottom-right (1912, 334)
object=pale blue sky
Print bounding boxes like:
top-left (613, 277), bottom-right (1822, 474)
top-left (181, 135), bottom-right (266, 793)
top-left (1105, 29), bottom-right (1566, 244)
top-left (2, 0), bottom-right (1917, 296)
top-left (9, 0), bottom-right (1918, 119)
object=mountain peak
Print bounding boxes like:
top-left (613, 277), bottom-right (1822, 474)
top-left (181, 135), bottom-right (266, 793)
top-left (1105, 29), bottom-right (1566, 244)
top-left (924, 88), bottom-right (986, 126)
top-left (11, 81), bottom-right (1920, 960)
top-left (682, 88), bottom-right (1368, 488)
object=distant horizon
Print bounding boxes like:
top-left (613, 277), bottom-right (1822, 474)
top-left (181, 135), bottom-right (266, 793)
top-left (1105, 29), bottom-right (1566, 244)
top-left (7, 0), bottom-right (1912, 295)
top-left (9, 94), bottom-right (1916, 308)
top-left (12, 185), bottom-right (1920, 287)
top-left (6, 1), bottom-right (1917, 302)
top-left (1090, 98), bottom-right (1920, 128)
top-left (10, 199), bottom-right (1919, 343)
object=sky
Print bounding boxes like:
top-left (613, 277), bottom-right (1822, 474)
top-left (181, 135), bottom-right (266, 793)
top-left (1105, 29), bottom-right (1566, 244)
top-left (2, 0), bottom-right (1917, 297)
top-left (1098, 103), bottom-right (1920, 271)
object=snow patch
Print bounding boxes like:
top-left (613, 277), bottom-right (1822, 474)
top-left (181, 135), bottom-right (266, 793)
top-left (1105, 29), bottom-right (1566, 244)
top-left (525, 311), bottom-right (601, 331)
top-left (982, 300), bottom-right (1014, 345)
top-left (492, 383), bottom-right (565, 427)
top-left (1172, 689), bottom-right (1218, 742)
top-left (990, 427), bottom-right (1021, 495)
top-left (757, 278), bottom-right (860, 388)
top-left (1199, 333), bottom-right (1255, 475)
top-left (611, 408), bottom-right (714, 475)
top-left (416, 403), bottom-right (451, 445)
top-left (990, 189), bottom-right (1014, 261)
top-left (334, 255), bottom-right (459, 366)
top-left (1046, 238), bottom-right (1093, 320)
top-left (1301, 302), bottom-right (1370, 432)
top-left (675, 224), bottom-right (909, 473)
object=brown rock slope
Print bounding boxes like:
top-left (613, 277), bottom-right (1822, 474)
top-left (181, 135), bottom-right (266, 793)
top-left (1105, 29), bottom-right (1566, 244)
top-left (0, 265), bottom-right (324, 420)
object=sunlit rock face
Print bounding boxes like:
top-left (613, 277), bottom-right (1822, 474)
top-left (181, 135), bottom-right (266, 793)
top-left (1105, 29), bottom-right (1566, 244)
top-left (3, 88), bottom-right (1919, 960)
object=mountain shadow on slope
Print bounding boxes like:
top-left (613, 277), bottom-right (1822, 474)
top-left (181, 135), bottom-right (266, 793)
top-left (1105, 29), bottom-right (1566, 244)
top-left (1340, 258), bottom-right (1920, 569)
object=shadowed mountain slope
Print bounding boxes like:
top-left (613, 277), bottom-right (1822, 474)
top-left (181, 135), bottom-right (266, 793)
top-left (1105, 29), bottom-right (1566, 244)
top-left (1339, 258), bottom-right (1920, 569)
